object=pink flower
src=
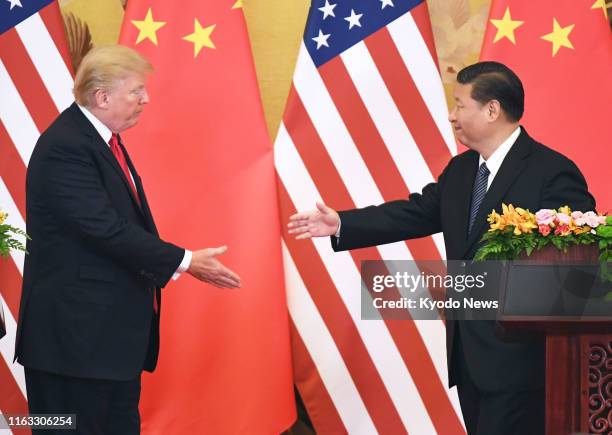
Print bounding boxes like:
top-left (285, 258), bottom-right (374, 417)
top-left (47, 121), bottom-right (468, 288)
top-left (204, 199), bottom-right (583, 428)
top-left (598, 215), bottom-right (608, 225)
top-left (571, 211), bottom-right (586, 226)
top-left (575, 217), bottom-right (587, 226)
top-left (584, 211), bottom-right (600, 228)
top-left (556, 212), bottom-right (571, 225)
top-left (554, 224), bottom-right (570, 236)
top-left (536, 209), bottom-right (555, 225)
top-left (538, 224), bottom-right (551, 236)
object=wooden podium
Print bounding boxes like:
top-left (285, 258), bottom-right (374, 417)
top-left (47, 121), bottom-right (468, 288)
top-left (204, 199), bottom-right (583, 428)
top-left (497, 245), bottom-right (612, 435)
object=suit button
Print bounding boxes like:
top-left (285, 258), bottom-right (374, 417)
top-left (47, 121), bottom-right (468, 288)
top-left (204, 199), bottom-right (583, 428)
top-left (460, 261), bottom-right (466, 268)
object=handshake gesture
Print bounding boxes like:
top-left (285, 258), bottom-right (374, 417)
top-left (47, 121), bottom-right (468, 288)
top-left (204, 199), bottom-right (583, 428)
top-left (187, 246), bottom-right (241, 289)
top-left (288, 202), bottom-right (340, 239)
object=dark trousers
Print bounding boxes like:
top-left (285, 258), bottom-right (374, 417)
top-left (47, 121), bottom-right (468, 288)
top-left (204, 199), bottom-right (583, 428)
top-left (455, 350), bottom-right (545, 435)
top-left (25, 367), bottom-right (141, 435)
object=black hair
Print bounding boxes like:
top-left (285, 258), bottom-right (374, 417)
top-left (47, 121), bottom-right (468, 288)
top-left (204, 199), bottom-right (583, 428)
top-left (457, 61), bottom-right (524, 122)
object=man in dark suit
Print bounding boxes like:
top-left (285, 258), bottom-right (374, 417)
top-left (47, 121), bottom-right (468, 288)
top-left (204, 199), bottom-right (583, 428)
top-left (15, 45), bottom-right (241, 434)
top-left (288, 61), bottom-right (595, 434)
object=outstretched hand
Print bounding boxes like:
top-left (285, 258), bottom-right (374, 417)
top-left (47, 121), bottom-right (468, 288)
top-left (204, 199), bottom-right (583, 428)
top-left (288, 202), bottom-right (340, 239)
top-left (187, 246), bottom-right (241, 288)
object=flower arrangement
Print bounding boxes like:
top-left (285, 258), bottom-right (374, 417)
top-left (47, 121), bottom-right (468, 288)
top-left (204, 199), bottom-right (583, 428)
top-left (474, 204), bottom-right (612, 283)
top-left (0, 209), bottom-right (28, 257)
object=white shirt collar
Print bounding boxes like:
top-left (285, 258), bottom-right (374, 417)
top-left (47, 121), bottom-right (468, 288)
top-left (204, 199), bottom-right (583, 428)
top-left (77, 104), bottom-right (113, 146)
top-left (479, 126), bottom-right (521, 188)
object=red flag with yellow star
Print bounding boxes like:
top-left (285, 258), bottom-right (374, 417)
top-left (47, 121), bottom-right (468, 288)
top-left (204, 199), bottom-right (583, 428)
top-left (119, 1), bottom-right (295, 433)
top-left (481, 0), bottom-right (612, 210)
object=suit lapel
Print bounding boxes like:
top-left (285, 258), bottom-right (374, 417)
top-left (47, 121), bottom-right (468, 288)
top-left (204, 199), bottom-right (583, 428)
top-left (67, 103), bottom-right (146, 217)
top-left (461, 128), bottom-right (532, 257)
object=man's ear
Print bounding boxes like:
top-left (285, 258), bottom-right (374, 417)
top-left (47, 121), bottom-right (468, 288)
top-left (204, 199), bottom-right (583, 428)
top-left (486, 100), bottom-right (501, 122)
top-left (93, 88), bottom-right (110, 109)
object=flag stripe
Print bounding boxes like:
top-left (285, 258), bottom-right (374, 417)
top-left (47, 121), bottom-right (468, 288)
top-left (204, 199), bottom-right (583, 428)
top-left (277, 174), bottom-right (406, 433)
top-left (348, 252), bottom-right (465, 433)
top-left (0, 256), bottom-right (23, 321)
top-left (281, 102), bottom-right (463, 431)
top-left (0, 60), bottom-right (40, 166)
top-left (282, 241), bottom-right (378, 434)
top-left (15, 13), bottom-right (73, 113)
top-left (339, 41), bottom-right (436, 205)
top-left (387, 13), bottom-right (456, 155)
top-left (0, 126), bottom-right (27, 219)
top-left (365, 27), bottom-right (451, 179)
top-left (283, 85), bottom-right (355, 210)
top-left (309, 58), bottom-right (408, 202)
top-left (277, 121), bottom-right (439, 433)
top-left (289, 321), bottom-right (347, 434)
top-left (0, 29), bottom-right (58, 133)
top-left (38, 2), bottom-right (73, 73)
top-left (0, 292), bottom-right (27, 398)
top-left (292, 44), bottom-right (380, 208)
top-left (317, 59), bottom-right (442, 262)
top-left (0, 355), bottom-right (29, 435)
top-left (382, 321), bottom-right (465, 434)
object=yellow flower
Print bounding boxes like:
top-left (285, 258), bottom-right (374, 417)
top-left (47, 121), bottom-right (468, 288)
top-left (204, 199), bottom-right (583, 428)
top-left (573, 225), bottom-right (591, 235)
top-left (488, 204), bottom-right (537, 234)
top-left (488, 209), bottom-right (506, 231)
top-left (558, 205), bottom-right (572, 216)
top-left (0, 210), bottom-right (7, 225)
top-left (516, 220), bottom-right (538, 234)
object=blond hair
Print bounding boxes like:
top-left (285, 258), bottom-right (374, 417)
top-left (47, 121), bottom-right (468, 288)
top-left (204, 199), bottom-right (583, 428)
top-left (73, 45), bottom-right (153, 107)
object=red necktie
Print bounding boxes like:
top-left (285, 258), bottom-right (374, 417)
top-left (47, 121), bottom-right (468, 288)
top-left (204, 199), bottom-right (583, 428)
top-left (109, 133), bottom-right (141, 208)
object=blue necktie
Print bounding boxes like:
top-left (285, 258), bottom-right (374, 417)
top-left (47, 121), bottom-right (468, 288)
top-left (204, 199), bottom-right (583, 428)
top-left (468, 162), bottom-right (490, 234)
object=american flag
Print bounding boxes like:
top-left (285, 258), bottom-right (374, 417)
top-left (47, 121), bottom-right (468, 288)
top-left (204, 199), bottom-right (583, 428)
top-left (0, 0), bottom-right (72, 431)
top-left (274, 0), bottom-right (466, 433)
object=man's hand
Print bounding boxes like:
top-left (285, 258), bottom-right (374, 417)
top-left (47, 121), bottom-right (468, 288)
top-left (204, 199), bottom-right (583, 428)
top-left (187, 246), bottom-right (241, 288)
top-left (288, 202), bottom-right (340, 239)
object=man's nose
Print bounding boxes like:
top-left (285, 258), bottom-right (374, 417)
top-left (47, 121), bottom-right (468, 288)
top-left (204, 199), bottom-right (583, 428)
top-left (141, 89), bottom-right (150, 104)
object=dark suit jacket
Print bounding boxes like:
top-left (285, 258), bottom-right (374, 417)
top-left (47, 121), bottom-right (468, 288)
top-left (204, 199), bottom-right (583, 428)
top-left (15, 103), bottom-right (184, 381)
top-left (332, 127), bottom-right (595, 392)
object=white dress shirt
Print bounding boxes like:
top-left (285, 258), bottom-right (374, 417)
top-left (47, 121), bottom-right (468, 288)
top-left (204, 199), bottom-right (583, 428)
top-left (77, 105), bottom-right (191, 280)
top-left (479, 126), bottom-right (521, 190)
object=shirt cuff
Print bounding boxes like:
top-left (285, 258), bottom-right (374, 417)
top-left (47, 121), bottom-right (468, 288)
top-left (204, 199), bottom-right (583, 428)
top-left (172, 249), bottom-right (192, 281)
top-left (334, 219), bottom-right (341, 238)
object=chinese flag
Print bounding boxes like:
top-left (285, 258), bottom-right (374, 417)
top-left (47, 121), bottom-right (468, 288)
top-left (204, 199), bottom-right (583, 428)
top-left (119, 1), bottom-right (295, 433)
top-left (481, 0), bottom-right (612, 211)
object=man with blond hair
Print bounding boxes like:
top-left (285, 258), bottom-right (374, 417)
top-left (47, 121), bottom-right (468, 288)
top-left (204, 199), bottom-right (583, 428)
top-left (15, 45), bottom-right (240, 434)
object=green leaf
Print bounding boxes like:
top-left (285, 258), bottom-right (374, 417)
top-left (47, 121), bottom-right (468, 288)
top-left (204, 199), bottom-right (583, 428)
top-left (596, 225), bottom-right (612, 238)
